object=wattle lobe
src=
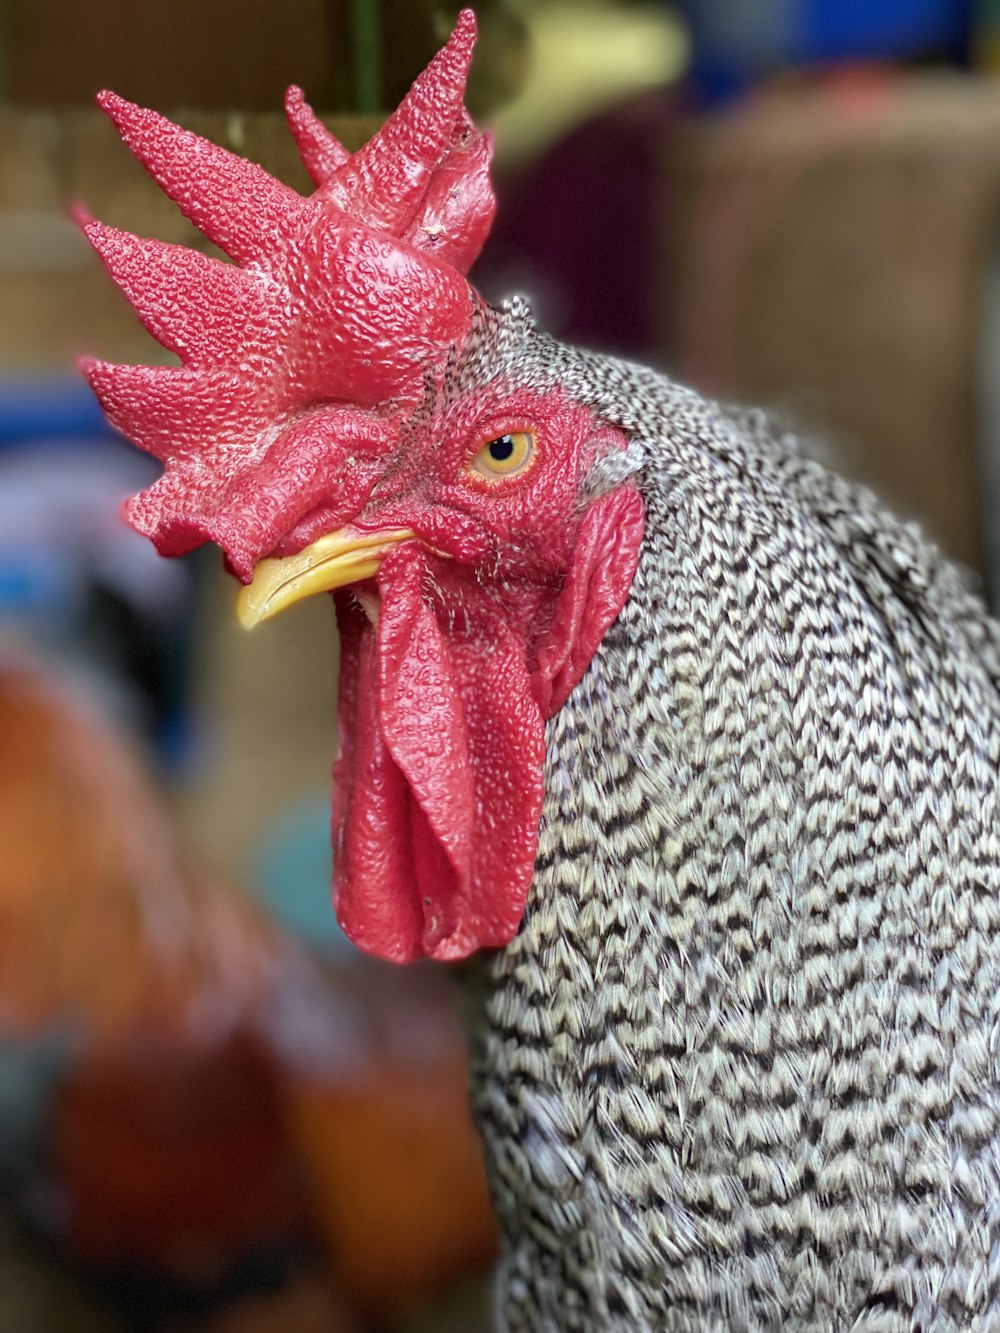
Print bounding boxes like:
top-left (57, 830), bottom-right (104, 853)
top-left (332, 549), bottom-right (546, 962)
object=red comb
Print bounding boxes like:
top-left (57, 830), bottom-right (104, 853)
top-left (81, 10), bottom-right (494, 573)
top-left (284, 85), bottom-right (351, 183)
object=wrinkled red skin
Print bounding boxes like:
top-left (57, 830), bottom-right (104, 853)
top-left (81, 13), bottom-right (491, 579)
top-left (84, 217), bottom-right (479, 580)
top-left (81, 11), bottom-right (647, 962)
top-left (320, 385), bottom-right (645, 961)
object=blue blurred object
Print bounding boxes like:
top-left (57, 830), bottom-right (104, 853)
top-left (799, 0), bottom-right (970, 61)
top-left (0, 375), bottom-right (197, 766)
top-left (0, 1029), bottom-right (79, 1223)
top-left (677, 0), bottom-right (971, 101)
top-left (0, 375), bottom-right (113, 446)
top-left (251, 795), bottom-right (359, 962)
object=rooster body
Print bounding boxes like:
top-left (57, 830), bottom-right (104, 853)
top-left (465, 319), bottom-right (1000, 1329)
top-left (80, 14), bottom-right (1000, 1330)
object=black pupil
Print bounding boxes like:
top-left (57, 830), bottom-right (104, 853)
top-left (488, 434), bottom-right (515, 462)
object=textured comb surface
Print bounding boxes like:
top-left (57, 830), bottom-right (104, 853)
top-left (81, 11), bottom-right (492, 575)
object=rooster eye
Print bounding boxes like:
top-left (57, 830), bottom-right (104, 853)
top-left (469, 430), bottom-right (536, 481)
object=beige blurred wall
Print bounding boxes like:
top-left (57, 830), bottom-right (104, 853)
top-left (664, 75), bottom-right (1000, 575)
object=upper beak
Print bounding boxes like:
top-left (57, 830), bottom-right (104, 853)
top-left (236, 526), bottom-right (416, 628)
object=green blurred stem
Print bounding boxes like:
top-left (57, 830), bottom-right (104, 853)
top-left (0, 0), bottom-right (8, 103)
top-left (352, 0), bottom-right (383, 114)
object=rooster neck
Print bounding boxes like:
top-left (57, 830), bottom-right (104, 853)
top-left (460, 538), bottom-right (700, 1327)
top-left (455, 395), bottom-right (1000, 1329)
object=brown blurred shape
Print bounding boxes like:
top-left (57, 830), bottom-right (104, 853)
top-left (2, 1), bottom-right (525, 115)
top-left (4, 0), bottom-right (341, 112)
top-left (0, 656), bottom-right (496, 1324)
top-left (0, 662), bottom-right (291, 1041)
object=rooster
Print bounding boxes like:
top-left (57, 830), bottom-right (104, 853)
top-left (78, 10), bottom-right (1000, 1330)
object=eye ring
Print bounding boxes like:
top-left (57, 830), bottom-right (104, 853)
top-left (468, 429), bottom-right (536, 483)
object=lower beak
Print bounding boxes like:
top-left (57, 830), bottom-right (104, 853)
top-left (236, 526), bottom-right (416, 628)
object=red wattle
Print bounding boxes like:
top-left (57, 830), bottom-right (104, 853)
top-left (332, 486), bottom-right (645, 963)
top-left (531, 486), bottom-right (645, 716)
top-left (332, 606), bottom-right (424, 959)
top-left (333, 547), bottom-right (547, 962)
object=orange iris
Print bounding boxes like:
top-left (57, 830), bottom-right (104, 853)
top-left (469, 430), bottom-right (536, 482)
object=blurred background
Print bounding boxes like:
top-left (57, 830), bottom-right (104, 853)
top-left (0, 0), bottom-right (997, 1327)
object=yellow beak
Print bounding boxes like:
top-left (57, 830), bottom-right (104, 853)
top-left (236, 527), bottom-right (416, 628)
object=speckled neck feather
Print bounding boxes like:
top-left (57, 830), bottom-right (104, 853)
top-left (461, 318), bottom-right (1000, 1331)
top-left (79, 24), bottom-right (1000, 1322)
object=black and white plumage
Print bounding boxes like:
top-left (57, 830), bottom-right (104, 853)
top-left (79, 45), bottom-right (1000, 1323)
top-left (462, 302), bottom-right (1000, 1331)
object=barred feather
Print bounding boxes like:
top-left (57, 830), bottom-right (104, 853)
top-left (459, 303), bottom-right (1000, 1331)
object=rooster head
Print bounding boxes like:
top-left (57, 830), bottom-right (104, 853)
top-left (82, 9), bottom-right (644, 962)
